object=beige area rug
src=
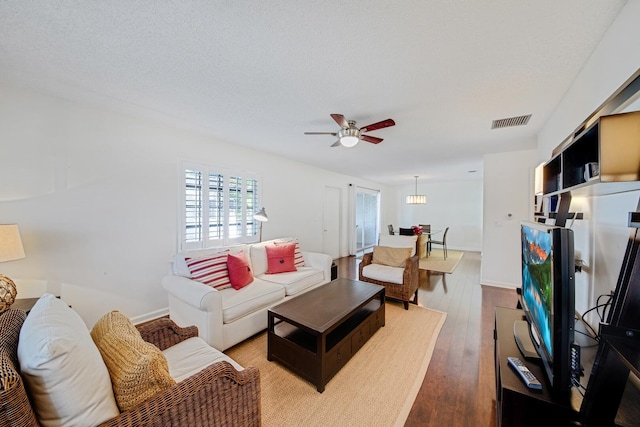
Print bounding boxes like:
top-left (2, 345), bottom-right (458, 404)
top-left (419, 249), bottom-right (464, 274)
top-left (225, 302), bottom-right (446, 427)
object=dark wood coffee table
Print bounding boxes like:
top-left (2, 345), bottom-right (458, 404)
top-left (267, 278), bottom-right (385, 392)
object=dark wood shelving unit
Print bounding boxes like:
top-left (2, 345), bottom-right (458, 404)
top-left (542, 110), bottom-right (640, 198)
top-left (519, 69), bottom-right (640, 425)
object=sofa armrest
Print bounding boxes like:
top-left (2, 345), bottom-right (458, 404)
top-left (97, 361), bottom-right (261, 427)
top-left (136, 317), bottom-right (198, 351)
top-left (162, 275), bottom-right (223, 312)
top-left (302, 251), bottom-right (333, 282)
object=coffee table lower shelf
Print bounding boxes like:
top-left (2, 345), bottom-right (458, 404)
top-left (267, 283), bottom-right (385, 392)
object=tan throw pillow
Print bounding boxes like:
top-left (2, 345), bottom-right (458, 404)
top-left (372, 246), bottom-right (412, 267)
top-left (91, 311), bottom-right (176, 412)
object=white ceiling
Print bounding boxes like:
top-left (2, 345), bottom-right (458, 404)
top-left (0, 1), bottom-right (628, 186)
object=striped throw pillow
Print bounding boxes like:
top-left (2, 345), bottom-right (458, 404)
top-left (274, 239), bottom-right (305, 267)
top-left (185, 251), bottom-right (231, 290)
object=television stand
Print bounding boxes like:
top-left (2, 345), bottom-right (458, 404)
top-left (495, 307), bottom-right (578, 427)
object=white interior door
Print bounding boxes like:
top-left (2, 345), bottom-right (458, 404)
top-left (322, 186), bottom-right (341, 259)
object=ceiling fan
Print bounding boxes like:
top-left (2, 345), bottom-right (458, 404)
top-left (304, 114), bottom-right (395, 147)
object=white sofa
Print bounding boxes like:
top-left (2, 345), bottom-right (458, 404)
top-left (162, 238), bottom-right (332, 351)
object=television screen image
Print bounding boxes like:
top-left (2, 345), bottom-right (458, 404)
top-left (521, 225), bottom-right (553, 357)
top-left (519, 221), bottom-right (575, 397)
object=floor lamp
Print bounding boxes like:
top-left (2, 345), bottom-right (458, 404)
top-left (253, 207), bottom-right (269, 242)
top-left (0, 224), bottom-right (26, 313)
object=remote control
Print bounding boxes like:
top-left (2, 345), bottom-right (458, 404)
top-left (507, 356), bottom-right (542, 390)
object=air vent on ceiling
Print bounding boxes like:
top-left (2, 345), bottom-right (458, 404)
top-left (491, 114), bottom-right (532, 129)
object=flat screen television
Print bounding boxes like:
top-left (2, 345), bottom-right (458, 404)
top-left (519, 221), bottom-right (575, 396)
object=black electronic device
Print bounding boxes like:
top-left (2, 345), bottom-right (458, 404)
top-left (570, 343), bottom-right (582, 382)
top-left (517, 221), bottom-right (576, 397)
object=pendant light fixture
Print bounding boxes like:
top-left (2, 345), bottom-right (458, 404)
top-left (406, 176), bottom-right (427, 204)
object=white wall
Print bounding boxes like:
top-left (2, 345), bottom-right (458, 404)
top-left (393, 180), bottom-right (483, 252)
top-left (0, 84), bottom-right (388, 327)
top-left (536, 1), bottom-right (640, 326)
top-left (481, 149), bottom-right (539, 288)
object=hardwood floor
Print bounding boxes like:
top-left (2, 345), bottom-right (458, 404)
top-left (334, 251), bottom-right (519, 427)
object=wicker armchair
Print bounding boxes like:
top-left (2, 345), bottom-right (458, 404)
top-left (0, 309), bottom-right (261, 427)
top-left (358, 238), bottom-right (420, 310)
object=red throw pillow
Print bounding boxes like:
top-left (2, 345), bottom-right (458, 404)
top-left (265, 243), bottom-right (297, 274)
top-left (274, 239), bottom-right (305, 267)
top-left (226, 251), bottom-right (254, 290)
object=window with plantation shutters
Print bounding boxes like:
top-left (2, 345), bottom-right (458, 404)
top-left (180, 162), bottom-right (261, 250)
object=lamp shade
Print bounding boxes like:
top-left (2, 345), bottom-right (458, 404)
top-left (253, 207), bottom-right (269, 222)
top-left (0, 224), bottom-right (24, 313)
top-left (340, 135), bottom-right (359, 147)
top-left (406, 176), bottom-right (427, 205)
top-left (406, 194), bottom-right (427, 204)
top-left (0, 224), bottom-right (25, 262)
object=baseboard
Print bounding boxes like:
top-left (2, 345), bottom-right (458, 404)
top-left (442, 247), bottom-right (481, 253)
top-left (481, 280), bottom-right (519, 289)
top-left (130, 307), bottom-right (170, 325)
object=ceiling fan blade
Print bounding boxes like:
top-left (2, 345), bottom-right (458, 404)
top-left (361, 135), bottom-right (383, 144)
top-left (330, 114), bottom-right (349, 128)
top-left (359, 119), bottom-right (395, 133)
top-left (304, 132), bottom-right (337, 136)
top-left (330, 140), bottom-right (342, 147)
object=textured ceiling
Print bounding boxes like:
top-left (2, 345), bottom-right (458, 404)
top-left (0, 1), bottom-right (628, 185)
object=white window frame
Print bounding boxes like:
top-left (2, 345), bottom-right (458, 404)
top-left (179, 161), bottom-right (261, 251)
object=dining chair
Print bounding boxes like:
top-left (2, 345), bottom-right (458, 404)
top-left (398, 227), bottom-right (414, 236)
top-left (429, 227), bottom-right (449, 259)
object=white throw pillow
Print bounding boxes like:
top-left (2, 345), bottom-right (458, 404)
top-left (17, 293), bottom-right (119, 427)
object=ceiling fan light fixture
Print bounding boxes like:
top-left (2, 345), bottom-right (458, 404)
top-left (406, 176), bottom-right (427, 205)
top-left (338, 127), bottom-right (360, 147)
top-left (305, 114), bottom-right (395, 148)
top-left (340, 136), bottom-right (359, 147)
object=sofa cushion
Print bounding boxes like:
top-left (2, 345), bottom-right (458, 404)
top-left (372, 246), bottom-right (411, 267)
top-left (227, 251), bottom-right (254, 290)
top-left (17, 294), bottom-right (119, 427)
top-left (91, 311), bottom-right (176, 412)
top-left (361, 263), bottom-right (404, 285)
top-left (257, 266), bottom-right (324, 296)
top-left (185, 250), bottom-right (232, 290)
top-left (219, 280), bottom-right (285, 323)
top-left (266, 243), bottom-right (297, 274)
top-left (162, 336), bottom-right (243, 382)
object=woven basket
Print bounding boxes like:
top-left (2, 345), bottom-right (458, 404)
top-left (0, 275), bottom-right (17, 314)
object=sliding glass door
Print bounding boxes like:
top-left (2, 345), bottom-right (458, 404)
top-left (355, 188), bottom-right (380, 254)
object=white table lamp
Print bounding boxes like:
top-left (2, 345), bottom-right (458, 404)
top-left (0, 224), bottom-right (26, 313)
